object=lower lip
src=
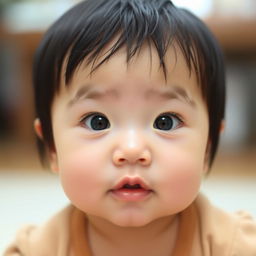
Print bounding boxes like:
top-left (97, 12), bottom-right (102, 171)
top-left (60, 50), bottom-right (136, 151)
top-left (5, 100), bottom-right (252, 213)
top-left (110, 189), bottom-right (152, 202)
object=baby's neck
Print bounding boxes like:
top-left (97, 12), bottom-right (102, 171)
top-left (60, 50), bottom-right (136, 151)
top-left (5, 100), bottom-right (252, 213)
top-left (87, 214), bottom-right (179, 256)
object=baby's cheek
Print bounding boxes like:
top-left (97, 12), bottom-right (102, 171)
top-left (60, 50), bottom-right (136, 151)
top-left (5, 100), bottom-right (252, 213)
top-left (158, 153), bottom-right (204, 211)
top-left (170, 164), bottom-right (202, 202)
top-left (59, 152), bottom-right (102, 208)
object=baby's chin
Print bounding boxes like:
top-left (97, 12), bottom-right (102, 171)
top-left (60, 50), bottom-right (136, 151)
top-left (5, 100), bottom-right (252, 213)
top-left (103, 212), bottom-right (174, 228)
top-left (109, 217), bottom-right (152, 228)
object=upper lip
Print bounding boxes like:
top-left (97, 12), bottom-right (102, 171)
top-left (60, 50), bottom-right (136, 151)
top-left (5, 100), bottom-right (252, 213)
top-left (111, 176), bottom-right (152, 191)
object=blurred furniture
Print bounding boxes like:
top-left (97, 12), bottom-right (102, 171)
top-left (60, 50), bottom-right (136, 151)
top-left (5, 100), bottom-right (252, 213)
top-left (0, 31), bottom-right (42, 142)
top-left (206, 18), bottom-right (256, 56)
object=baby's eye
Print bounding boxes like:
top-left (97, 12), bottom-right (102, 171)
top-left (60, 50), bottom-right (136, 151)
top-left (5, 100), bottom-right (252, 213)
top-left (81, 113), bottom-right (110, 131)
top-left (153, 113), bottom-right (182, 131)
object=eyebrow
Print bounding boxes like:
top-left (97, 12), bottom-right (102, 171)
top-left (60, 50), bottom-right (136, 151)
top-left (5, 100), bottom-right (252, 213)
top-left (67, 84), bottom-right (119, 107)
top-left (67, 84), bottom-right (196, 108)
top-left (145, 86), bottom-right (196, 107)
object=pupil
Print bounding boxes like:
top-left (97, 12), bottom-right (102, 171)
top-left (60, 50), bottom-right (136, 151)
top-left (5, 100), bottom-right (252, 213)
top-left (91, 116), bottom-right (109, 130)
top-left (155, 116), bottom-right (173, 130)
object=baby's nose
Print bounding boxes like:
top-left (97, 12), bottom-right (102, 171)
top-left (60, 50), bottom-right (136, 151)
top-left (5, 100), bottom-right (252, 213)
top-left (112, 130), bottom-right (152, 166)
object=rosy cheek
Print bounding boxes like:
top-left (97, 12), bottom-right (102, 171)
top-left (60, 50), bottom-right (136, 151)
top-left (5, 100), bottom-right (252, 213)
top-left (58, 151), bottom-right (102, 207)
top-left (169, 166), bottom-right (202, 199)
top-left (157, 150), bottom-right (204, 210)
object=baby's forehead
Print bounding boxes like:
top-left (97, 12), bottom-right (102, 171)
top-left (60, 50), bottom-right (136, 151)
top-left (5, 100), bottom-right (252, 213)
top-left (58, 45), bottom-right (203, 106)
top-left (64, 42), bottom-right (197, 86)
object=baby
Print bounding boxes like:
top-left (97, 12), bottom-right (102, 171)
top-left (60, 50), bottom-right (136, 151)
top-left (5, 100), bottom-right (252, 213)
top-left (5, 0), bottom-right (256, 255)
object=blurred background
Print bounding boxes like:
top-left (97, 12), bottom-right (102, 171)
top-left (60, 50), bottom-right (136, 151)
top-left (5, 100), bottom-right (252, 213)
top-left (0, 0), bottom-right (256, 253)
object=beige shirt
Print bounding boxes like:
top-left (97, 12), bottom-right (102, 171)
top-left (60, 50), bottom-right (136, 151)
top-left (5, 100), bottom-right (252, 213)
top-left (4, 194), bottom-right (256, 256)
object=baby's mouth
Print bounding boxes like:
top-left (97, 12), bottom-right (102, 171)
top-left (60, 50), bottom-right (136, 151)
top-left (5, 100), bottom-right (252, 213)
top-left (116, 183), bottom-right (148, 193)
top-left (110, 177), bottom-right (153, 201)
top-left (122, 184), bottom-right (143, 189)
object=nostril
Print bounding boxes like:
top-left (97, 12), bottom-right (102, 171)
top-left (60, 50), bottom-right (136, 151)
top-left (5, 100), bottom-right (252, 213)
top-left (139, 157), bottom-right (150, 165)
top-left (112, 149), bottom-right (152, 166)
top-left (113, 150), bottom-right (128, 166)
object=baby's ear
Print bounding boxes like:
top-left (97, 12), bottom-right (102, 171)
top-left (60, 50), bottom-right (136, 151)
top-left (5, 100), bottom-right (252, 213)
top-left (34, 118), bottom-right (43, 140)
top-left (220, 120), bottom-right (225, 133)
top-left (49, 151), bottom-right (59, 173)
top-left (34, 118), bottom-right (59, 172)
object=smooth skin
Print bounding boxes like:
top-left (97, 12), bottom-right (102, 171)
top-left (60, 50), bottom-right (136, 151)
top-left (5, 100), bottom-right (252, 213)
top-left (35, 44), bottom-right (209, 256)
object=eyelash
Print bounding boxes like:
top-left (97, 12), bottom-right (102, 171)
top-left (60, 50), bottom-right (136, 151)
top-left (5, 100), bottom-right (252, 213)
top-left (153, 112), bottom-right (184, 130)
top-left (79, 112), bottom-right (184, 131)
top-left (79, 112), bottom-right (110, 129)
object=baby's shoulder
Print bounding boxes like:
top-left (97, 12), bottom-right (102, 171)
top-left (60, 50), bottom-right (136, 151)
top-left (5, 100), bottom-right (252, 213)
top-left (231, 210), bottom-right (256, 255)
top-left (4, 205), bottom-right (74, 256)
top-left (194, 194), bottom-right (256, 256)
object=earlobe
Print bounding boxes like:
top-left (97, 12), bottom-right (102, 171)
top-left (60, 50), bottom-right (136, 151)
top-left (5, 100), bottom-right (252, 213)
top-left (49, 151), bottom-right (59, 173)
top-left (34, 118), bottom-right (59, 173)
top-left (220, 120), bottom-right (225, 133)
top-left (34, 118), bottom-right (43, 140)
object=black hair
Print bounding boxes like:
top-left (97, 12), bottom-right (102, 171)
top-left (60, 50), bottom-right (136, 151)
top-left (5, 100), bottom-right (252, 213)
top-left (33, 0), bottom-right (225, 167)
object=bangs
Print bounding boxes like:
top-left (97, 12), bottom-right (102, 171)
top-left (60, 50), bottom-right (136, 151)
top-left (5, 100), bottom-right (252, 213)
top-left (38, 0), bottom-right (219, 98)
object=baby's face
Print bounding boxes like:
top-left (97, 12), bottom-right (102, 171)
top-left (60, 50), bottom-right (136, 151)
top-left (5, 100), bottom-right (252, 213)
top-left (50, 45), bottom-right (209, 227)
